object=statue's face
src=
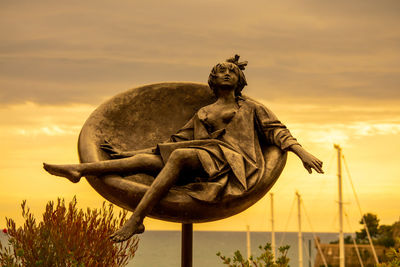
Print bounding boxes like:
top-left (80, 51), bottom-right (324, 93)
top-left (213, 63), bottom-right (239, 88)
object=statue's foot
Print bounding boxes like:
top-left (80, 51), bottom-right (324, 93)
top-left (110, 220), bottom-right (145, 243)
top-left (43, 163), bottom-right (82, 183)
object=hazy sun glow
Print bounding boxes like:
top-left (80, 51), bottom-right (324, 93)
top-left (1, 0), bottom-right (399, 233)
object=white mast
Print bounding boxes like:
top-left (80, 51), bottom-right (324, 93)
top-left (246, 225), bottom-right (251, 261)
top-left (334, 144), bottom-right (345, 267)
top-left (296, 191), bottom-right (303, 267)
top-left (342, 155), bottom-right (379, 264)
top-left (270, 193), bottom-right (276, 261)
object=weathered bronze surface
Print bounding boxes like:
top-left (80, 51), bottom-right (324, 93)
top-left (78, 82), bottom-right (287, 222)
top-left (44, 55), bottom-right (323, 242)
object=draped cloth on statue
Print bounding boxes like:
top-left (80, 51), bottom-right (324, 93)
top-left (156, 97), bottom-right (299, 203)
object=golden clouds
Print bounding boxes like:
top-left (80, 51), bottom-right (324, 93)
top-left (1, 0), bottom-right (400, 105)
top-left (0, 0), bottom-right (399, 231)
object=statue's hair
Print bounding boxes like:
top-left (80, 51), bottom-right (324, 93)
top-left (208, 54), bottom-right (248, 97)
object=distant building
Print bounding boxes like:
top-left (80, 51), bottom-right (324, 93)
top-left (313, 243), bottom-right (389, 267)
top-left (314, 219), bottom-right (400, 266)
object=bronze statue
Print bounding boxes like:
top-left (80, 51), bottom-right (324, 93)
top-left (43, 55), bottom-right (323, 243)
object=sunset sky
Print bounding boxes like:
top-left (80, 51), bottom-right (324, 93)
top-left (1, 0), bottom-right (399, 233)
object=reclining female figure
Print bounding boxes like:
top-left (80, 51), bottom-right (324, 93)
top-left (44, 55), bottom-right (323, 242)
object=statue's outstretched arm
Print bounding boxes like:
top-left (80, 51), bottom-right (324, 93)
top-left (254, 101), bottom-right (323, 174)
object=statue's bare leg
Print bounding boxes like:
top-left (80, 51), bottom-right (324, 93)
top-left (43, 153), bottom-right (164, 183)
top-left (110, 148), bottom-right (202, 242)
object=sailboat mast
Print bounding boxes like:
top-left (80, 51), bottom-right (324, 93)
top-left (270, 193), bottom-right (276, 261)
top-left (296, 191), bottom-right (303, 267)
top-left (334, 144), bottom-right (345, 267)
top-left (246, 225), bottom-right (251, 261)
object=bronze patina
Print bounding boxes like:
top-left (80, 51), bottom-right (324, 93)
top-left (44, 55), bottom-right (323, 243)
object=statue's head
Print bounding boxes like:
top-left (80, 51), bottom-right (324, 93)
top-left (208, 55), bottom-right (248, 97)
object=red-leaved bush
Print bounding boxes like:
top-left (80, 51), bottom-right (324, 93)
top-left (0, 197), bottom-right (138, 266)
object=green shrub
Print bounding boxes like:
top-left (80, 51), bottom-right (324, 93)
top-left (0, 197), bottom-right (138, 267)
top-left (376, 239), bottom-right (400, 267)
top-left (217, 243), bottom-right (290, 267)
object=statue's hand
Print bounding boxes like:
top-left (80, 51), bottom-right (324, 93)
top-left (100, 140), bottom-right (129, 159)
top-left (301, 152), bottom-right (324, 174)
top-left (290, 145), bottom-right (324, 174)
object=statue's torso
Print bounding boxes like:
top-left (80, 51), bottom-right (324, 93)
top-left (197, 102), bottom-right (239, 133)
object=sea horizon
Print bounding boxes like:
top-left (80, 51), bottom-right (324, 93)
top-left (131, 230), bottom-right (342, 267)
top-left (1, 230), bottom-right (344, 267)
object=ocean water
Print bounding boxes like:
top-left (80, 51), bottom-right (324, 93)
top-left (130, 231), bottom-right (340, 267)
top-left (1, 231), bottom-right (339, 266)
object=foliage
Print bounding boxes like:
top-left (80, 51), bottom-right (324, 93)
top-left (0, 197), bottom-right (138, 267)
top-left (392, 222), bottom-right (400, 249)
top-left (357, 213), bottom-right (380, 242)
top-left (376, 244), bottom-right (400, 267)
top-left (216, 243), bottom-right (290, 267)
top-left (355, 213), bottom-right (397, 248)
top-left (329, 213), bottom-right (397, 249)
top-left (376, 225), bottom-right (396, 248)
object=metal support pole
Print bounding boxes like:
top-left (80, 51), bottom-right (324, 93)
top-left (181, 223), bottom-right (193, 267)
